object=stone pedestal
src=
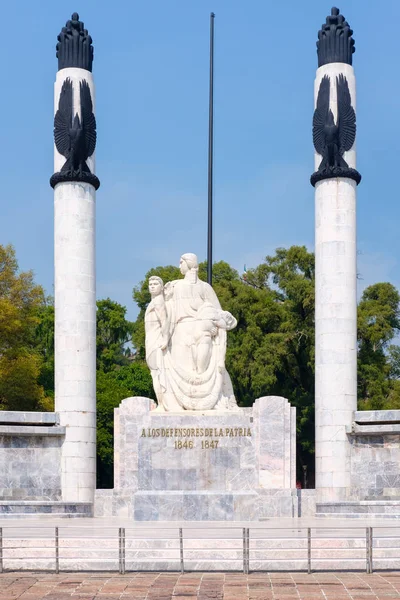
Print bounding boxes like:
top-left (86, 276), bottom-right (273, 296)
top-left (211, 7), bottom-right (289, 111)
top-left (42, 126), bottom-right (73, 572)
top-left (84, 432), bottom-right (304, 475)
top-left (96, 396), bottom-right (296, 521)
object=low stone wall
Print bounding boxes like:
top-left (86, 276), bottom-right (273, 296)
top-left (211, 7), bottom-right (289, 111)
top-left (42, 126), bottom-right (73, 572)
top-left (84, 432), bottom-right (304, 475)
top-left (297, 489), bottom-right (317, 517)
top-left (0, 412), bottom-right (65, 501)
top-left (349, 410), bottom-right (400, 500)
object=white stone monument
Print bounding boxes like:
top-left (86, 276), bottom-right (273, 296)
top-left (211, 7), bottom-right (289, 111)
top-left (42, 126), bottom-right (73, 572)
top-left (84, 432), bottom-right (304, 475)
top-left (51, 13), bottom-right (99, 504)
top-left (311, 7), bottom-right (361, 502)
top-left (145, 253), bottom-right (238, 412)
top-left (95, 254), bottom-right (297, 520)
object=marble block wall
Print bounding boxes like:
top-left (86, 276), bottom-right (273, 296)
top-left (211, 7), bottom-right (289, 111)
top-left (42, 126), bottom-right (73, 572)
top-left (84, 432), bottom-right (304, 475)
top-left (349, 410), bottom-right (400, 499)
top-left (96, 395), bottom-right (296, 520)
top-left (0, 412), bottom-right (64, 501)
top-left (253, 396), bottom-right (296, 489)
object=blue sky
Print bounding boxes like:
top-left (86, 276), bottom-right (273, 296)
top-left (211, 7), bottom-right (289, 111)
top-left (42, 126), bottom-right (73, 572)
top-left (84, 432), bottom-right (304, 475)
top-left (1, 1), bottom-right (399, 320)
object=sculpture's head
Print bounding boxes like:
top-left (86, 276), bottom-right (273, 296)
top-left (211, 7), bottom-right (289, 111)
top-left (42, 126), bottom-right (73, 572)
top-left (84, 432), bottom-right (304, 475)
top-left (180, 253), bottom-right (198, 275)
top-left (148, 276), bottom-right (164, 298)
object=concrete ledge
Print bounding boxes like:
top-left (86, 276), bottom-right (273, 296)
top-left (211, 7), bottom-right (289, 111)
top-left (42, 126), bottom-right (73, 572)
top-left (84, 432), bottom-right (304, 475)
top-left (347, 423), bottom-right (400, 436)
top-left (317, 500), bottom-right (400, 517)
top-left (0, 501), bottom-right (92, 518)
top-left (354, 410), bottom-right (400, 424)
top-left (347, 410), bottom-right (400, 435)
top-left (316, 512), bottom-right (400, 519)
top-left (0, 425), bottom-right (65, 437)
top-left (0, 412), bottom-right (58, 425)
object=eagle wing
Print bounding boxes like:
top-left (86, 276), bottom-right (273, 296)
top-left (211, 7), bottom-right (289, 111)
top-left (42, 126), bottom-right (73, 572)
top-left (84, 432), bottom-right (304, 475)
top-left (313, 75), bottom-right (330, 156)
top-left (80, 80), bottom-right (97, 159)
top-left (337, 74), bottom-right (356, 155)
top-left (54, 78), bottom-right (72, 157)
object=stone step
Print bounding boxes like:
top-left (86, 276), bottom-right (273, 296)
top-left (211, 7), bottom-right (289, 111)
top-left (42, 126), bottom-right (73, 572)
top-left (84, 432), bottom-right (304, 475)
top-left (0, 513), bottom-right (91, 519)
top-left (0, 501), bottom-right (92, 518)
top-left (316, 501), bottom-right (400, 517)
top-left (365, 496), bottom-right (400, 501)
top-left (316, 512), bottom-right (400, 519)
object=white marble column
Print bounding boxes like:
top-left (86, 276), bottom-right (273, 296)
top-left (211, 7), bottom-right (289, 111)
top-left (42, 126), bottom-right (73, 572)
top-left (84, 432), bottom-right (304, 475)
top-left (314, 62), bottom-right (358, 502)
top-left (54, 67), bottom-right (97, 504)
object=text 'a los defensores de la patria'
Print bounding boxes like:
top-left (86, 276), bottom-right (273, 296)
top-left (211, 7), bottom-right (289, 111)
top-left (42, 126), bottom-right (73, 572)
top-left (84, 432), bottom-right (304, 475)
top-left (140, 427), bottom-right (252, 450)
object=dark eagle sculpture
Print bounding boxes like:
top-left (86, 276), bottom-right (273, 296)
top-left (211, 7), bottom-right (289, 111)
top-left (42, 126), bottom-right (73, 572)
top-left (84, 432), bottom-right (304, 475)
top-left (50, 77), bottom-right (99, 189)
top-left (313, 74), bottom-right (356, 173)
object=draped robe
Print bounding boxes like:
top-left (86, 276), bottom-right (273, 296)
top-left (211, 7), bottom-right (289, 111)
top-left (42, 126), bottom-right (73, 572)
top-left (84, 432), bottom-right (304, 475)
top-left (159, 276), bottom-right (237, 411)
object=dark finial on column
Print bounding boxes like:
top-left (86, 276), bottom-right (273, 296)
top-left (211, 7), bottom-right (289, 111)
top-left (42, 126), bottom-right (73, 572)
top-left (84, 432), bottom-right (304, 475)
top-left (56, 13), bottom-right (94, 72)
top-left (317, 7), bottom-right (355, 67)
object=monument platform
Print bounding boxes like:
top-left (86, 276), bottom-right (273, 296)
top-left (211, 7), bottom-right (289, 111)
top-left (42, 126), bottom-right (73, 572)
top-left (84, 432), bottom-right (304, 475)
top-left (95, 395), bottom-right (296, 521)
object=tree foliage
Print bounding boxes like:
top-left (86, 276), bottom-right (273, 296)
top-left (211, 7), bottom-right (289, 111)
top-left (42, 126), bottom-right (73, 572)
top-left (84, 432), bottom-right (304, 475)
top-left (357, 283), bottom-right (400, 410)
top-left (96, 298), bottom-right (133, 371)
top-left (0, 244), bottom-right (48, 411)
top-left (34, 301), bottom-right (55, 403)
top-left (0, 245), bottom-right (45, 351)
top-left (242, 247), bottom-right (315, 466)
top-left (96, 363), bottom-right (154, 488)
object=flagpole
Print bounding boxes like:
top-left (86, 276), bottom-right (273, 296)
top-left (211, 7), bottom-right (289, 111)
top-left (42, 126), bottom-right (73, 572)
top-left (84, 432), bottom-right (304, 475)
top-left (207, 12), bottom-right (215, 286)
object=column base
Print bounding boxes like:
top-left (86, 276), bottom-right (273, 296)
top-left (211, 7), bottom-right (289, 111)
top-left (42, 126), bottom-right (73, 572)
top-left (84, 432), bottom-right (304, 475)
top-left (310, 167), bottom-right (361, 186)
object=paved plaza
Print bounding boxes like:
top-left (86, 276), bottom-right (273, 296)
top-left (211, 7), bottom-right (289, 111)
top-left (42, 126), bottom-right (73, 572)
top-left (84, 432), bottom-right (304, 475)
top-left (2, 572), bottom-right (400, 600)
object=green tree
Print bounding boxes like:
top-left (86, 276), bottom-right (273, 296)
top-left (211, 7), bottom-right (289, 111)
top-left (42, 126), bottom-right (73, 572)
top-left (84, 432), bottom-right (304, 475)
top-left (0, 353), bottom-right (47, 412)
top-left (0, 245), bottom-right (45, 350)
top-left (357, 283), bottom-right (400, 410)
top-left (96, 363), bottom-right (154, 487)
top-left (96, 298), bottom-right (134, 371)
top-left (242, 247), bottom-right (315, 475)
top-left (34, 297), bottom-right (136, 401)
top-left (34, 301), bottom-right (55, 403)
top-left (0, 244), bottom-right (47, 411)
top-left (388, 345), bottom-right (400, 380)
